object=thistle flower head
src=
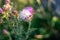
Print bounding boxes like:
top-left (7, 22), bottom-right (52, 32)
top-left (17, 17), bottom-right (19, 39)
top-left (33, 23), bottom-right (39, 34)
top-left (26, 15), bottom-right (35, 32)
top-left (24, 6), bottom-right (34, 14)
top-left (20, 6), bottom-right (34, 22)
top-left (12, 9), bottom-right (18, 16)
top-left (0, 8), bottom-right (3, 13)
top-left (2, 4), bottom-right (11, 11)
top-left (2, 29), bottom-right (9, 35)
top-left (4, 0), bottom-right (10, 4)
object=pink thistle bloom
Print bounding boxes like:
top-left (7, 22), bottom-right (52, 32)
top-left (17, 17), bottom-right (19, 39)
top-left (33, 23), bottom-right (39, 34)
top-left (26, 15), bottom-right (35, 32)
top-left (2, 29), bottom-right (9, 34)
top-left (24, 6), bottom-right (34, 14)
top-left (0, 8), bottom-right (3, 13)
top-left (20, 6), bottom-right (34, 21)
top-left (4, 0), bottom-right (10, 4)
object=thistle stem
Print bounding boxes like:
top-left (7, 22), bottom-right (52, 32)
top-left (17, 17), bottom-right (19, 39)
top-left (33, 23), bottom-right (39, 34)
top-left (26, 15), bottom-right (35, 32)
top-left (26, 21), bottom-right (31, 40)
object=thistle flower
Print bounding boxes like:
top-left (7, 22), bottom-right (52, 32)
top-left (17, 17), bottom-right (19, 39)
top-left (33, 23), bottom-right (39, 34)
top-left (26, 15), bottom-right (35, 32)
top-left (4, 0), bottom-right (10, 4)
top-left (2, 4), bottom-right (11, 11)
top-left (2, 29), bottom-right (9, 35)
top-left (0, 8), bottom-right (3, 13)
top-left (12, 9), bottom-right (18, 16)
top-left (20, 6), bottom-right (34, 22)
top-left (24, 6), bottom-right (34, 14)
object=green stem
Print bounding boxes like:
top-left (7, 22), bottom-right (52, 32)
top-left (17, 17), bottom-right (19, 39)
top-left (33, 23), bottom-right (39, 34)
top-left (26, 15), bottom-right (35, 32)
top-left (26, 21), bottom-right (31, 40)
top-left (9, 35), bottom-right (12, 40)
top-left (50, 21), bottom-right (55, 32)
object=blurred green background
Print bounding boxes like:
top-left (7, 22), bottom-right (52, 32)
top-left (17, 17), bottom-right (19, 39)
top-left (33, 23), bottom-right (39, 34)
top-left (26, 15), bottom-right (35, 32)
top-left (0, 0), bottom-right (60, 40)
